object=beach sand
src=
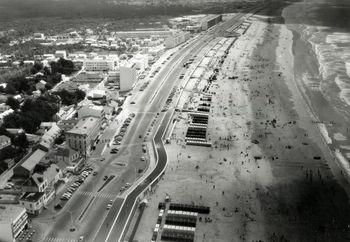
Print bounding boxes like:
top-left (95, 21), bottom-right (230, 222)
top-left (130, 4), bottom-right (350, 242)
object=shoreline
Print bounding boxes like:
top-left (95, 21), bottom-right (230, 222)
top-left (246, 4), bottom-right (350, 239)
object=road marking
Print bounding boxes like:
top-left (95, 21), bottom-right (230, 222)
top-left (43, 237), bottom-right (77, 242)
top-left (76, 191), bottom-right (115, 199)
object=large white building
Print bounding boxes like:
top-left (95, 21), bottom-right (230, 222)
top-left (165, 31), bottom-right (190, 49)
top-left (130, 54), bottom-right (149, 71)
top-left (119, 62), bottom-right (137, 91)
top-left (84, 55), bottom-right (119, 71)
top-left (0, 205), bottom-right (28, 242)
top-left (201, 15), bottom-right (223, 31)
top-left (55, 50), bottom-right (67, 59)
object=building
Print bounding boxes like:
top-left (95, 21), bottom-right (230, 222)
top-left (87, 90), bottom-right (107, 100)
top-left (0, 135), bottom-right (11, 150)
top-left (13, 148), bottom-right (47, 178)
top-left (55, 50), bottom-right (67, 59)
top-left (119, 62), bottom-right (137, 91)
top-left (36, 80), bottom-right (47, 90)
top-left (0, 103), bottom-right (10, 112)
top-left (57, 118), bottom-right (79, 132)
top-left (53, 146), bottom-right (80, 164)
top-left (19, 192), bottom-right (46, 215)
top-left (39, 123), bottom-right (61, 149)
top-left (53, 146), bottom-right (83, 173)
top-left (165, 31), bottom-right (189, 49)
top-left (77, 104), bottom-right (105, 120)
top-left (33, 33), bottom-right (45, 40)
top-left (65, 116), bottom-right (101, 156)
top-left (20, 163), bottom-right (61, 215)
top-left (0, 205), bottom-right (28, 242)
top-left (130, 54), bottom-right (149, 71)
top-left (201, 15), bottom-right (222, 31)
top-left (84, 56), bottom-right (119, 71)
top-left (114, 29), bottom-right (174, 38)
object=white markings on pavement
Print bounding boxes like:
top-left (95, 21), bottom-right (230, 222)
top-left (76, 191), bottom-right (115, 199)
top-left (44, 237), bottom-right (77, 242)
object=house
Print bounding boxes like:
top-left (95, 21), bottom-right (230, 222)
top-left (53, 146), bottom-right (82, 173)
top-left (19, 192), bottom-right (46, 215)
top-left (19, 163), bottom-right (61, 215)
top-left (0, 135), bottom-right (11, 150)
top-left (39, 123), bottom-right (61, 149)
top-left (53, 146), bottom-right (80, 164)
top-left (36, 80), bottom-right (47, 90)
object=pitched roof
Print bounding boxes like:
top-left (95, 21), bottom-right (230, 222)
top-left (21, 149), bottom-right (47, 172)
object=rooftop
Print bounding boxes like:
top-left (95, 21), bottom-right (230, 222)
top-left (0, 135), bottom-right (10, 144)
top-left (67, 116), bottom-right (100, 136)
top-left (21, 149), bottom-right (47, 172)
top-left (55, 146), bottom-right (79, 158)
top-left (20, 192), bottom-right (45, 202)
top-left (0, 205), bottom-right (26, 223)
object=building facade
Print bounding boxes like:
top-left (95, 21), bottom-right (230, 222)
top-left (0, 205), bottom-right (28, 242)
top-left (120, 63), bottom-right (137, 91)
top-left (65, 116), bottom-right (101, 156)
top-left (84, 56), bottom-right (118, 71)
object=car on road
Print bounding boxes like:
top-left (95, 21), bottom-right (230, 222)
top-left (106, 200), bottom-right (113, 210)
top-left (110, 149), bottom-right (118, 154)
top-left (100, 158), bottom-right (105, 161)
top-left (141, 157), bottom-right (146, 161)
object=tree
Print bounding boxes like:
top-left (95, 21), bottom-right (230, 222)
top-left (31, 61), bottom-right (43, 74)
top-left (5, 83), bottom-right (16, 95)
top-left (6, 96), bottom-right (20, 110)
top-left (12, 132), bottom-right (29, 149)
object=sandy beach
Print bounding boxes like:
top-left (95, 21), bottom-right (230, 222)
top-left (129, 2), bottom-right (350, 241)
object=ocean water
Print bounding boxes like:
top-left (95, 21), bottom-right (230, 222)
top-left (283, 0), bottom-right (350, 106)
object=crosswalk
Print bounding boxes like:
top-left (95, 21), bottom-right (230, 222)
top-left (43, 237), bottom-right (77, 242)
top-left (76, 190), bottom-right (115, 199)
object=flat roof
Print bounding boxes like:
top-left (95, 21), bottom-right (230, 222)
top-left (67, 116), bottom-right (100, 135)
top-left (0, 205), bottom-right (26, 223)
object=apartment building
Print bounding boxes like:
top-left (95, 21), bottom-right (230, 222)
top-left (65, 116), bottom-right (101, 156)
top-left (0, 205), bottom-right (28, 242)
top-left (120, 62), bottom-right (137, 91)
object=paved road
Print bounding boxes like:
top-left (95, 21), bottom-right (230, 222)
top-left (42, 6), bottom-right (263, 242)
top-left (95, 7), bottom-right (265, 242)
